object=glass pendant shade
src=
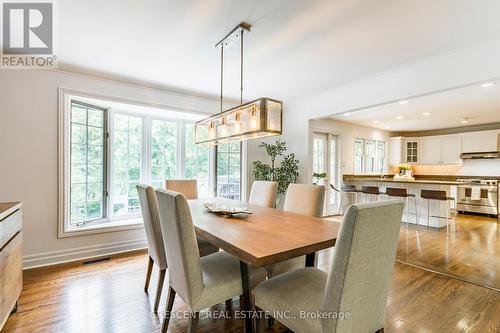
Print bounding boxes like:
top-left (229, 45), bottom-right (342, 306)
top-left (195, 98), bottom-right (282, 145)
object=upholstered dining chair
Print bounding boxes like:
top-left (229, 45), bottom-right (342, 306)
top-left (136, 185), bottom-right (218, 314)
top-left (248, 181), bottom-right (278, 208)
top-left (267, 184), bottom-right (326, 278)
top-left (165, 179), bottom-right (199, 199)
top-left (155, 189), bottom-right (267, 333)
top-left (254, 200), bottom-right (405, 333)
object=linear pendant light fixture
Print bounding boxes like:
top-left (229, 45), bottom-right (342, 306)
top-left (195, 22), bottom-right (283, 145)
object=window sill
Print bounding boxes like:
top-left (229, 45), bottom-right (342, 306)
top-left (58, 217), bottom-right (144, 238)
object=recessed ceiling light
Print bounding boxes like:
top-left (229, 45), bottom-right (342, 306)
top-left (460, 118), bottom-right (469, 124)
top-left (373, 120), bottom-right (380, 124)
top-left (385, 126), bottom-right (391, 129)
top-left (422, 112), bottom-right (432, 116)
top-left (399, 100), bottom-right (409, 105)
top-left (481, 82), bottom-right (495, 88)
top-left (395, 116), bottom-right (404, 120)
top-left (344, 112), bottom-right (351, 116)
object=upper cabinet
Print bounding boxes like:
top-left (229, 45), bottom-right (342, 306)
top-left (461, 130), bottom-right (500, 153)
top-left (420, 137), bottom-right (441, 164)
top-left (389, 134), bottom-right (462, 165)
top-left (388, 137), bottom-right (420, 165)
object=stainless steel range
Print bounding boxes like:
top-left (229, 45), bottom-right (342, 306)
top-left (456, 179), bottom-right (498, 216)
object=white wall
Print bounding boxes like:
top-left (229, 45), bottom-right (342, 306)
top-left (0, 69), bottom-right (226, 268)
top-left (310, 119), bottom-right (391, 175)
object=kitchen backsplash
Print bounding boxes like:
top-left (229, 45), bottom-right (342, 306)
top-left (390, 159), bottom-right (500, 176)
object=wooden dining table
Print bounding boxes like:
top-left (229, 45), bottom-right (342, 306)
top-left (188, 199), bottom-right (341, 333)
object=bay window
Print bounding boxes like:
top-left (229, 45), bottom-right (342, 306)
top-left (61, 92), bottom-right (245, 236)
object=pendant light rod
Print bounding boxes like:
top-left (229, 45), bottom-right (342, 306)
top-left (240, 30), bottom-right (244, 105)
top-left (220, 44), bottom-right (224, 113)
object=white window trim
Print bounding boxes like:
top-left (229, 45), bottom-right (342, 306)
top-left (58, 88), bottom-right (245, 238)
top-left (353, 137), bottom-right (387, 175)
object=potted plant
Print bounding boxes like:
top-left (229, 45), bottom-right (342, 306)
top-left (252, 140), bottom-right (300, 204)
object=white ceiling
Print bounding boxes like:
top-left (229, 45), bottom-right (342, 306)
top-left (329, 81), bottom-right (500, 132)
top-left (58, 0), bottom-right (500, 102)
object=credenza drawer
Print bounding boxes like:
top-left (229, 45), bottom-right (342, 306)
top-left (0, 209), bottom-right (22, 250)
top-left (0, 231), bottom-right (23, 330)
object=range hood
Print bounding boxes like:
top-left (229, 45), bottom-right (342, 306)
top-left (460, 133), bottom-right (500, 159)
top-left (460, 151), bottom-right (500, 159)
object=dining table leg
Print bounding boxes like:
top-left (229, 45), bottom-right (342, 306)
top-left (240, 261), bottom-right (255, 333)
top-left (305, 252), bottom-right (316, 267)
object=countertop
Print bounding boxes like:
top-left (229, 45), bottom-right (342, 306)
top-left (343, 178), bottom-right (465, 185)
top-left (0, 202), bottom-right (22, 221)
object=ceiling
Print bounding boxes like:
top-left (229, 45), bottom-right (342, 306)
top-left (58, 0), bottom-right (500, 102)
top-left (329, 81), bottom-right (500, 132)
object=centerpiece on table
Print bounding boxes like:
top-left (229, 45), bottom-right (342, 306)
top-left (394, 163), bottom-right (415, 180)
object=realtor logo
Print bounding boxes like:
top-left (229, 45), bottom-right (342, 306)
top-left (1, 0), bottom-right (57, 68)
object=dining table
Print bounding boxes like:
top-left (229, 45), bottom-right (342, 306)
top-left (188, 198), bottom-right (341, 333)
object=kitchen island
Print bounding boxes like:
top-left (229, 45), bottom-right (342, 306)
top-left (343, 176), bottom-right (458, 228)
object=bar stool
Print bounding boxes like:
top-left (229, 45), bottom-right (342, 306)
top-left (339, 185), bottom-right (360, 214)
top-left (361, 186), bottom-right (381, 203)
top-left (420, 189), bottom-right (455, 230)
top-left (385, 187), bottom-right (418, 226)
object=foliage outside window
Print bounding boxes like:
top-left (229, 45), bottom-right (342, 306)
top-left (216, 142), bottom-right (242, 200)
top-left (69, 102), bottom-right (106, 226)
top-left (151, 119), bottom-right (177, 189)
top-left (66, 98), bottom-right (215, 232)
top-left (185, 123), bottom-right (210, 197)
top-left (112, 114), bottom-right (143, 216)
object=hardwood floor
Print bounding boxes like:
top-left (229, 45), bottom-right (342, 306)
top-left (3, 248), bottom-right (499, 332)
top-left (395, 213), bottom-right (499, 290)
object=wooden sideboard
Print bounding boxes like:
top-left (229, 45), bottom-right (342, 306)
top-left (0, 202), bottom-right (23, 331)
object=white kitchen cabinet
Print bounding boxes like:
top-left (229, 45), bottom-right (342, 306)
top-left (441, 136), bottom-right (462, 164)
top-left (388, 137), bottom-right (402, 165)
top-left (405, 140), bottom-right (419, 164)
top-left (420, 135), bottom-right (462, 164)
top-left (461, 130), bottom-right (500, 153)
top-left (420, 137), bottom-right (441, 164)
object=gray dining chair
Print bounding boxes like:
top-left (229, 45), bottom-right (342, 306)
top-left (248, 181), bottom-right (278, 208)
top-left (165, 179), bottom-right (199, 199)
top-left (254, 200), bottom-right (405, 333)
top-left (155, 189), bottom-right (267, 333)
top-left (136, 184), bottom-right (218, 314)
top-left (267, 184), bottom-right (326, 278)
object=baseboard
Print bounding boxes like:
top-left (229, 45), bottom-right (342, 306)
top-left (23, 238), bottom-right (147, 269)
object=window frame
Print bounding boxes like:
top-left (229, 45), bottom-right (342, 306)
top-left (353, 137), bottom-right (387, 175)
top-left (215, 141), bottom-right (243, 200)
top-left (68, 100), bottom-right (109, 228)
top-left (59, 89), bottom-right (247, 238)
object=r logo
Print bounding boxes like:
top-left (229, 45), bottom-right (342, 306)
top-left (2, 2), bottom-right (53, 54)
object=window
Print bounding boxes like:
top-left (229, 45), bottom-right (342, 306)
top-left (354, 138), bottom-right (386, 174)
top-left (69, 102), bottom-right (107, 226)
top-left (111, 114), bottom-right (143, 216)
top-left (151, 119), bottom-right (177, 188)
top-left (312, 136), bottom-right (326, 174)
top-left (185, 123), bottom-right (210, 197)
top-left (61, 91), bottom-right (247, 236)
top-left (216, 142), bottom-right (241, 200)
top-left (354, 138), bottom-right (364, 174)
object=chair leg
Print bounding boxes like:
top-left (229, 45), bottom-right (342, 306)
top-left (255, 307), bottom-right (267, 333)
top-left (161, 286), bottom-right (176, 333)
top-left (187, 312), bottom-right (200, 333)
top-left (154, 269), bottom-right (167, 313)
top-left (144, 256), bottom-right (154, 292)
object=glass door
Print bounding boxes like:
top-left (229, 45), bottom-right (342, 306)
top-left (312, 133), bottom-right (340, 215)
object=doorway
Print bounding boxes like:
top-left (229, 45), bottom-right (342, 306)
top-left (312, 132), bottom-right (340, 215)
